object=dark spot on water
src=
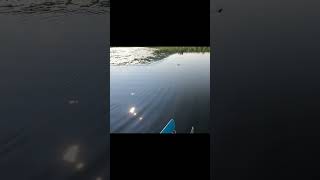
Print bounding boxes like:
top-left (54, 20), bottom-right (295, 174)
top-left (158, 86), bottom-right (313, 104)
top-left (217, 8), bottom-right (223, 14)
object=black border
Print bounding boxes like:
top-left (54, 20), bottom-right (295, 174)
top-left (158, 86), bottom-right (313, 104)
top-left (111, 0), bottom-right (210, 46)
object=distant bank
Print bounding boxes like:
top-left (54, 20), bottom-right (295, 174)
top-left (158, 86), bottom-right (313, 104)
top-left (110, 47), bottom-right (210, 65)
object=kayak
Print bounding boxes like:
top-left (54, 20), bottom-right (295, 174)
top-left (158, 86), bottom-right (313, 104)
top-left (160, 118), bottom-right (195, 134)
top-left (160, 119), bottom-right (176, 134)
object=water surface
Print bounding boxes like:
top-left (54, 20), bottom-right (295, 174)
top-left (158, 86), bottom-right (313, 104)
top-left (111, 52), bottom-right (210, 133)
top-left (0, 9), bottom-right (108, 180)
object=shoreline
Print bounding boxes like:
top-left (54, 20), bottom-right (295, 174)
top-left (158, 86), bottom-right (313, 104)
top-left (110, 47), bottom-right (210, 65)
top-left (153, 47), bottom-right (210, 55)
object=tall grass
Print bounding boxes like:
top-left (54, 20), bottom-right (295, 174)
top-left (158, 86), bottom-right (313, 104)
top-left (153, 47), bottom-right (210, 55)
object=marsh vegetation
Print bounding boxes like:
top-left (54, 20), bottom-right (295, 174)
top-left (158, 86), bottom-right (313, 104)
top-left (153, 47), bottom-right (210, 55)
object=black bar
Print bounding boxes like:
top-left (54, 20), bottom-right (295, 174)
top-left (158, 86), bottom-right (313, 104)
top-left (111, 0), bottom-right (210, 46)
top-left (110, 134), bottom-right (210, 180)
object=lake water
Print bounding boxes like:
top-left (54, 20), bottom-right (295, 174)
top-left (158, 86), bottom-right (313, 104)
top-left (110, 52), bottom-right (210, 133)
top-left (0, 6), bottom-right (109, 180)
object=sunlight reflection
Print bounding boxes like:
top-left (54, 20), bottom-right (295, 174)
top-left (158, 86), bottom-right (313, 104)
top-left (75, 162), bottom-right (84, 170)
top-left (68, 99), bottom-right (79, 105)
top-left (63, 145), bottom-right (79, 163)
top-left (129, 107), bottom-right (135, 114)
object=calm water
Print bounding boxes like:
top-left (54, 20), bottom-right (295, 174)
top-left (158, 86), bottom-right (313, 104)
top-left (110, 53), bottom-right (210, 133)
top-left (0, 8), bottom-right (109, 180)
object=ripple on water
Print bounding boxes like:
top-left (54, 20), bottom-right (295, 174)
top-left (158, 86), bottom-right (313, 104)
top-left (0, 0), bottom-right (109, 15)
top-left (110, 53), bottom-right (210, 133)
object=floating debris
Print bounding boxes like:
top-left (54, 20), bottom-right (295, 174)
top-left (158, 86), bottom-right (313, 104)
top-left (130, 92), bottom-right (135, 96)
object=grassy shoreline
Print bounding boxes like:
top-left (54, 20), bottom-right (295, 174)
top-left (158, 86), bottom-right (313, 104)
top-left (153, 47), bottom-right (210, 55)
top-left (110, 47), bottom-right (210, 65)
top-left (145, 47), bottom-right (210, 64)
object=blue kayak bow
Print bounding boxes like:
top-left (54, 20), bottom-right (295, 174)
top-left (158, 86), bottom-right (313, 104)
top-left (160, 119), bottom-right (176, 134)
top-left (160, 119), bottom-right (195, 134)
